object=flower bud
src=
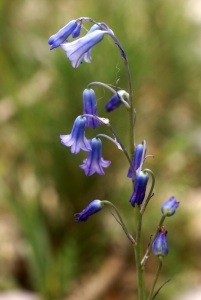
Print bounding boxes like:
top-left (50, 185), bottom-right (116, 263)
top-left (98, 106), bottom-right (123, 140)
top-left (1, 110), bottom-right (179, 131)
top-left (129, 170), bottom-right (149, 207)
top-left (74, 200), bottom-right (104, 222)
top-left (105, 90), bottom-right (129, 112)
top-left (127, 141), bottom-right (146, 181)
top-left (161, 196), bottom-right (179, 217)
top-left (152, 226), bottom-right (169, 257)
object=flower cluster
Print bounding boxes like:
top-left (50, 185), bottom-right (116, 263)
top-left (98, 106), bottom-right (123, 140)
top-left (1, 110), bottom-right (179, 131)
top-left (49, 17), bottom-right (180, 298)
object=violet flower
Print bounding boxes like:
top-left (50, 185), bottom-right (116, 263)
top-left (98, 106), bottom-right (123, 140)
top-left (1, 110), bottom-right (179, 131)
top-left (80, 137), bottom-right (111, 176)
top-left (60, 116), bottom-right (91, 154)
top-left (105, 90), bottom-right (129, 112)
top-left (152, 227), bottom-right (169, 257)
top-left (127, 142), bottom-right (146, 181)
top-left (83, 88), bottom-right (100, 129)
top-left (161, 196), bottom-right (179, 217)
top-left (61, 30), bottom-right (106, 68)
top-left (71, 23), bottom-right (82, 38)
top-left (48, 20), bottom-right (77, 50)
top-left (75, 200), bottom-right (104, 222)
top-left (129, 171), bottom-right (149, 207)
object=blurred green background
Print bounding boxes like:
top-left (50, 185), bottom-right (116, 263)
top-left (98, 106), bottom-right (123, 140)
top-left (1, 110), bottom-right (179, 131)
top-left (0, 0), bottom-right (201, 299)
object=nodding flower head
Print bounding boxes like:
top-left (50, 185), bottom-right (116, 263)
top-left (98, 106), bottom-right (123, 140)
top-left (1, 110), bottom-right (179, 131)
top-left (129, 171), bottom-right (149, 207)
top-left (60, 116), bottom-right (91, 154)
top-left (75, 200), bottom-right (104, 222)
top-left (161, 196), bottom-right (179, 217)
top-left (48, 20), bottom-right (78, 50)
top-left (105, 90), bottom-right (129, 112)
top-left (152, 226), bottom-right (169, 257)
top-left (80, 137), bottom-right (111, 176)
top-left (83, 88), bottom-right (101, 129)
top-left (127, 141), bottom-right (146, 181)
top-left (61, 30), bottom-right (106, 68)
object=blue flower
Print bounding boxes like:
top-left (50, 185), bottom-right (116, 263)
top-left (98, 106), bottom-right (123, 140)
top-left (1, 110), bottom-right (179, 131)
top-left (105, 90), bottom-right (129, 112)
top-left (127, 142), bottom-right (146, 181)
top-left (75, 200), bottom-right (104, 222)
top-left (61, 30), bottom-right (106, 68)
top-left (60, 116), bottom-right (91, 154)
top-left (161, 196), bottom-right (179, 217)
top-left (71, 23), bottom-right (82, 38)
top-left (129, 171), bottom-right (149, 207)
top-left (80, 137), bottom-right (111, 176)
top-left (48, 20), bottom-right (77, 50)
top-left (152, 227), bottom-right (169, 257)
top-left (83, 88), bottom-right (100, 129)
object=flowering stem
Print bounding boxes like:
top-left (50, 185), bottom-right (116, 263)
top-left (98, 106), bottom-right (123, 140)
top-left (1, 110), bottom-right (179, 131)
top-left (107, 123), bottom-right (135, 179)
top-left (87, 81), bottom-right (116, 93)
top-left (141, 215), bottom-right (166, 267)
top-left (125, 63), bottom-right (135, 159)
top-left (134, 206), bottom-right (146, 300)
top-left (101, 200), bottom-right (136, 244)
top-left (96, 134), bottom-right (122, 150)
top-left (148, 256), bottom-right (163, 300)
top-left (140, 169), bottom-right (155, 214)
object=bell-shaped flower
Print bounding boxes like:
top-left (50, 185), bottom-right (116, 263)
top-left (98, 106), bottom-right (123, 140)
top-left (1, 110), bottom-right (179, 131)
top-left (48, 20), bottom-right (77, 50)
top-left (105, 90), bottom-right (129, 112)
top-left (161, 196), bottom-right (179, 217)
top-left (127, 141), bottom-right (146, 181)
top-left (80, 137), bottom-right (111, 176)
top-left (61, 30), bottom-right (106, 68)
top-left (83, 88), bottom-right (100, 129)
top-left (152, 227), bottom-right (169, 257)
top-left (75, 200), bottom-right (104, 222)
top-left (60, 116), bottom-right (91, 154)
top-left (71, 23), bottom-right (82, 38)
top-left (129, 171), bottom-right (149, 207)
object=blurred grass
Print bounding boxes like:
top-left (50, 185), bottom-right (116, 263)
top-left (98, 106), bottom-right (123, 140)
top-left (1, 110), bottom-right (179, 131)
top-left (0, 0), bottom-right (201, 299)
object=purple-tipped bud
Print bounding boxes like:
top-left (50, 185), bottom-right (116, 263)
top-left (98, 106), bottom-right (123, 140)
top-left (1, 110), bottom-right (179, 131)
top-left (60, 116), bottom-right (91, 154)
top-left (75, 200), bottom-right (104, 222)
top-left (127, 141), bottom-right (146, 181)
top-left (161, 196), bottom-right (179, 217)
top-left (83, 88), bottom-right (101, 129)
top-left (80, 137), bottom-right (111, 176)
top-left (71, 23), bottom-right (82, 38)
top-left (152, 227), bottom-right (169, 257)
top-left (129, 171), bottom-right (149, 207)
top-left (105, 90), bottom-right (129, 112)
top-left (48, 20), bottom-right (77, 50)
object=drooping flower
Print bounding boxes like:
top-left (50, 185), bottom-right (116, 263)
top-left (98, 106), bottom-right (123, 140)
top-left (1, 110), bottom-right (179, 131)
top-left (60, 116), bottom-right (91, 154)
top-left (83, 88), bottom-right (100, 129)
top-left (161, 196), bottom-right (179, 217)
top-left (127, 141), bottom-right (146, 181)
top-left (71, 23), bottom-right (82, 38)
top-left (61, 30), bottom-right (106, 68)
top-left (152, 227), bottom-right (169, 257)
top-left (48, 20), bottom-right (77, 50)
top-left (75, 200), bottom-right (104, 222)
top-left (129, 171), bottom-right (149, 207)
top-left (80, 137), bottom-right (111, 176)
top-left (105, 90), bottom-right (129, 112)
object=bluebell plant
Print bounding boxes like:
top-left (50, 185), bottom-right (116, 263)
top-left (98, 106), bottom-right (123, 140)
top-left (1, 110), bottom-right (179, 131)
top-left (49, 17), bottom-right (180, 300)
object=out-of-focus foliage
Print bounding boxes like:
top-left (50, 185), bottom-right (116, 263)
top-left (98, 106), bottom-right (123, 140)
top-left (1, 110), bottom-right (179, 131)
top-left (0, 0), bottom-right (201, 299)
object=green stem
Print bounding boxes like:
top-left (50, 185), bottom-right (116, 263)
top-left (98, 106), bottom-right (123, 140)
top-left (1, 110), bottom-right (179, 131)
top-left (134, 206), bottom-right (146, 300)
top-left (87, 81), bottom-right (116, 93)
top-left (141, 215), bottom-right (166, 267)
top-left (125, 63), bottom-right (135, 158)
top-left (147, 256), bottom-right (163, 300)
top-left (107, 124), bottom-right (135, 178)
